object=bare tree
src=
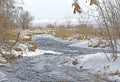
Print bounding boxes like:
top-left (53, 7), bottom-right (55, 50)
top-left (0, 0), bottom-right (18, 57)
top-left (72, 0), bottom-right (120, 61)
top-left (0, 0), bottom-right (15, 28)
top-left (0, 0), bottom-right (27, 62)
top-left (97, 0), bottom-right (120, 61)
top-left (18, 10), bottom-right (34, 29)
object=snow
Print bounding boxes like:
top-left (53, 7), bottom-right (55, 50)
top-left (18, 34), bottom-right (120, 81)
top-left (69, 40), bottom-right (89, 48)
top-left (22, 35), bottom-right (30, 39)
top-left (12, 43), bottom-right (62, 57)
top-left (68, 38), bottom-right (120, 53)
top-left (33, 34), bottom-right (57, 40)
top-left (32, 34), bottom-right (120, 81)
top-left (22, 49), bottom-right (62, 57)
top-left (33, 34), bottom-right (75, 43)
top-left (0, 71), bottom-right (7, 82)
top-left (62, 52), bottom-right (120, 81)
top-left (6, 40), bottom-right (61, 57)
top-left (1, 34), bottom-right (120, 81)
top-left (68, 38), bottom-right (110, 50)
top-left (78, 53), bottom-right (120, 71)
top-left (23, 49), bottom-right (120, 81)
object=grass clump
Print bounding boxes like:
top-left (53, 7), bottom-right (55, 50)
top-left (28, 43), bottom-right (37, 51)
top-left (55, 27), bottom-right (73, 39)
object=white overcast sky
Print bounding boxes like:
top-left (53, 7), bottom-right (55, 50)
top-left (22, 0), bottom-right (98, 20)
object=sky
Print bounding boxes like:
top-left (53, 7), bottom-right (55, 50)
top-left (22, 0), bottom-right (99, 26)
top-left (23, 0), bottom-right (75, 19)
top-left (23, 0), bottom-right (98, 19)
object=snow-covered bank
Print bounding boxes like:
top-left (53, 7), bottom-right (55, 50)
top-left (12, 42), bottom-right (62, 57)
top-left (61, 52), bottom-right (120, 81)
top-left (22, 49), bottom-right (62, 57)
top-left (81, 53), bottom-right (120, 81)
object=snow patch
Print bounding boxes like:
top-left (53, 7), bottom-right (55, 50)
top-left (0, 71), bottom-right (7, 82)
top-left (63, 52), bottom-right (120, 81)
top-left (69, 40), bottom-right (89, 48)
top-left (22, 49), bottom-right (62, 57)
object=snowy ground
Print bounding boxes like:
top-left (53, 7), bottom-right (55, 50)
top-left (0, 34), bottom-right (120, 82)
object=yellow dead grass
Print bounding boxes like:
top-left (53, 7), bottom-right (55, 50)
top-left (28, 45), bottom-right (37, 52)
top-left (3, 28), bottom-right (19, 40)
top-left (28, 42), bottom-right (37, 51)
top-left (55, 27), bottom-right (73, 39)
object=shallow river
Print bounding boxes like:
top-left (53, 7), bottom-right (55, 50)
top-left (0, 34), bottom-right (112, 82)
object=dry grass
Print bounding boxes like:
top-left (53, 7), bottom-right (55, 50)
top-left (50, 25), bottom-right (120, 41)
top-left (74, 26), bottom-right (101, 40)
top-left (109, 70), bottom-right (120, 76)
top-left (54, 27), bottom-right (73, 39)
top-left (2, 54), bottom-right (17, 62)
top-left (28, 43), bottom-right (37, 51)
top-left (0, 28), bottom-right (21, 62)
top-left (14, 47), bottom-right (22, 51)
top-left (4, 28), bottom-right (20, 40)
top-left (93, 44), bottom-right (100, 48)
top-left (53, 25), bottom-right (102, 40)
top-left (0, 28), bottom-right (38, 63)
top-left (89, 73), bottom-right (109, 82)
top-left (26, 33), bottom-right (33, 37)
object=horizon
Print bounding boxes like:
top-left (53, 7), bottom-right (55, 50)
top-left (30, 18), bottom-right (97, 28)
